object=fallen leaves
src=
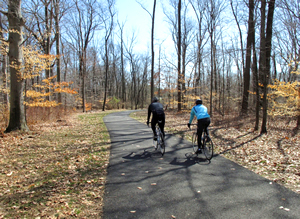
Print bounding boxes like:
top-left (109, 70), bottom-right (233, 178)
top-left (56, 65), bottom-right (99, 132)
top-left (0, 111), bottom-right (112, 218)
top-left (133, 110), bottom-right (300, 194)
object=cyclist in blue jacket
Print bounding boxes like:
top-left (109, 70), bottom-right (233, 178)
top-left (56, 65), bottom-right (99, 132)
top-left (187, 99), bottom-right (211, 154)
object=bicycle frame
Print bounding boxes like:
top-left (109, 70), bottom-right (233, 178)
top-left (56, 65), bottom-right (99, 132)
top-left (148, 121), bottom-right (165, 156)
top-left (190, 124), bottom-right (213, 160)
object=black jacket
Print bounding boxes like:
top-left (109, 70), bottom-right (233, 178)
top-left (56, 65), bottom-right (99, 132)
top-left (147, 102), bottom-right (164, 121)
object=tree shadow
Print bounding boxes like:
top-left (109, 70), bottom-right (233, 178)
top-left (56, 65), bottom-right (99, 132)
top-left (169, 153), bottom-right (209, 167)
top-left (122, 150), bottom-right (153, 160)
top-left (214, 130), bottom-right (262, 155)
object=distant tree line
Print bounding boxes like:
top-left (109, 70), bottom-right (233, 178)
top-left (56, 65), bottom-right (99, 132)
top-left (0, 0), bottom-right (299, 133)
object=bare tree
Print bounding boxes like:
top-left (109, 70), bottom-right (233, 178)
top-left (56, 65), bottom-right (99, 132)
top-left (253, 30), bottom-right (259, 131)
top-left (102, 0), bottom-right (115, 111)
top-left (230, 0), bottom-right (245, 82)
top-left (136, 0), bottom-right (156, 102)
top-left (117, 20), bottom-right (126, 105)
top-left (190, 0), bottom-right (209, 96)
top-left (260, 0), bottom-right (276, 134)
top-left (151, 0), bottom-right (156, 101)
top-left (204, 0), bottom-right (220, 115)
top-left (22, 0), bottom-right (56, 104)
top-left (241, 0), bottom-right (255, 114)
top-left (0, 13), bottom-right (8, 105)
top-left (67, 0), bottom-right (100, 112)
top-left (54, 0), bottom-right (61, 103)
top-left (124, 32), bottom-right (138, 109)
top-left (4, 0), bottom-right (29, 132)
top-left (44, 0), bottom-right (53, 80)
top-left (135, 54), bottom-right (149, 109)
top-left (177, 0), bottom-right (182, 111)
top-left (275, 0), bottom-right (300, 129)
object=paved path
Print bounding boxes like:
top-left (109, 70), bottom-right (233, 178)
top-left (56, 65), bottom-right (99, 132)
top-left (103, 111), bottom-right (300, 219)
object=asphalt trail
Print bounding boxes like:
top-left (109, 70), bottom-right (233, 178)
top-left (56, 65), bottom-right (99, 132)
top-left (102, 110), bottom-right (300, 219)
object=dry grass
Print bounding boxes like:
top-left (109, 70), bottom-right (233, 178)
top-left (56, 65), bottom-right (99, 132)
top-left (0, 111), bottom-right (111, 218)
top-left (131, 109), bottom-right (300, 194)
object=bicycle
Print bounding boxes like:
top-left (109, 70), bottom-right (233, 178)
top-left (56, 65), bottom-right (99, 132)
top-left (148, 121), bottom-right (165, 156)
top-left (190, 124), bottom-right (213, 160)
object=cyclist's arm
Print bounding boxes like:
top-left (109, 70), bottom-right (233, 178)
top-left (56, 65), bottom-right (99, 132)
top-left (188, 107), bottom-right (195, 124)
top-left (147, 104), bottom-right (151, 122)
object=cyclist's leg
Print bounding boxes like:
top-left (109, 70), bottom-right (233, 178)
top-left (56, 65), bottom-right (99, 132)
top-left (204, 117), bottom-right (211, 141)
top-left (197, 120), bottom-right (204, 149)
top-left (151, 117), bottom-right (157, 139)
top-left (158, 114), bottom-right (165, 137)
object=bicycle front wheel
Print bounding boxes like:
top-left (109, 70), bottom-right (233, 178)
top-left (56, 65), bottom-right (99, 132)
top-left (192, 132), bottom-right (198, 153)
top-left (203, 139), bottom-right (213, 160)
top-left (158, 132), bottom-right (165, 156)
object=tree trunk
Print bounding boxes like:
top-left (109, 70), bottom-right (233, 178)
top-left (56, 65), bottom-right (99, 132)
top-left (0, 14), bottom-right (8, 106)
top-left (45, 0), bottom-right (52, 102)
top-left (82, 52), bottom-right (86, 112)
top-left (119, 24), bottom-right (126, 105)
top-left (261, 0), bottom-right (275, 134)
top-left (177, 0), bottom-right (182, 112)
top-left (182, 40), bottom-right (186, 108)
top-left (150, 0), bottom-right (156, 102)
top-left (297, 88), bottom-right (300, 129)
top-left (253, 37), bottom-right (259, 131)
top-left (55, 0), bottom-right (61, 104)
top-left (230, 0), bottom-right (245, 80)
top-left (210, 20), bottom-right (214, 116)
top-left (102, 1), bottom-right (114, 111)
top-left (6, 0), bottom-right (29, 132)
top-left (102, 44), bottom-right (109, 111)
top-left (241, 0), bottom-right (254, 114)
top-left (158, 44), bottom-right (161, 97)
top-left (258, 0), bottom-right (266, 133)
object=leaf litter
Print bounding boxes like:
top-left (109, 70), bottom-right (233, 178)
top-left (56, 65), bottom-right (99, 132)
top-left (131, 110), bottom-right (300, 194)
top-left (0, 111), bottom-right (111, 218)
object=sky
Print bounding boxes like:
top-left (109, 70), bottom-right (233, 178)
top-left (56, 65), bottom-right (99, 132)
top-left (115, 0), bottom-right (174, 55)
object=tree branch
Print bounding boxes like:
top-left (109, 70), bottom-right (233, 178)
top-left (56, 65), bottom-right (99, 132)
top-left (136, 0), bottom-right (152, 18)
top-left (0, 10), bottom-right (8, 16)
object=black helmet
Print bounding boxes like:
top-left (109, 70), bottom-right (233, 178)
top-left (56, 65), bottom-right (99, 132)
top-left (195, 99), bottom-right (202, 105)
top-left (152, 97), bottom-right (158, 102)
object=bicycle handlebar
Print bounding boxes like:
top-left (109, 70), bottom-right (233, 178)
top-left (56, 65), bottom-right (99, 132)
top-left (188, 123), bottom-right (197, 131)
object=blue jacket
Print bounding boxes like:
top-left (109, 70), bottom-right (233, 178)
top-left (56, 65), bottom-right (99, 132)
top-left (189, 104), bottom-right (210, 124)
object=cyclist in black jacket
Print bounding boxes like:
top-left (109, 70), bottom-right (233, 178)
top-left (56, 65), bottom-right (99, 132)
top-left (147, 97), bottom-right (165, 141)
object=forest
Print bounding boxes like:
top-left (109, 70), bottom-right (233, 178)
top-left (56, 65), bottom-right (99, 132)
top-left (0, 0), bottom-right (299, 217)
top-left (0, 0), bottom-right (299, 133)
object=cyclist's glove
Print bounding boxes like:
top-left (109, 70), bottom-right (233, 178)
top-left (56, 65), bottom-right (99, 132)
top-left (187, 123), bottom-right (191, 129)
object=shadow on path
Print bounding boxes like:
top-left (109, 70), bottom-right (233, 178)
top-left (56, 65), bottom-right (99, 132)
top-left (102, 110), bottom-right (300, 219)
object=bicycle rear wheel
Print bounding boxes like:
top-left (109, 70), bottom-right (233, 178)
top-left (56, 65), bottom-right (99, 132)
top-left (192, 132), bottom-right (198, 153)
top-left (153, 139), bottom-right (158, 150)
top-left (203, 138), bottom-right (213, 160)
top-left (154, 130), bottom-right (159, 150)
top-left (158, 131), bottom-right (165, 156)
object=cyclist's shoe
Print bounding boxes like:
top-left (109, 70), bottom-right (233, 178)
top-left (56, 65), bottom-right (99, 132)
top-left (206, 136), bottom-right (211, 142)
top-left (195, 148), bottom-right (202, 154)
